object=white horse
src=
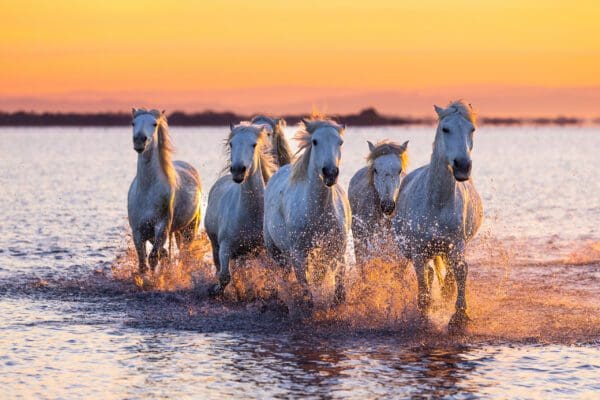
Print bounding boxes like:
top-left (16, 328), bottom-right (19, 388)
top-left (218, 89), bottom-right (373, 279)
top-left (263, 117), bottom-right (350, 310)
top-left (251, 115), bottom-right (294, 167)
top-left (204, 123), bottom-right (277, 295)
top-left (393, 100), bottom-right (483, 332)
top-left (348, 140), bottom-right (408, 267)
top-left (128, 109), bottom-right (202, 273)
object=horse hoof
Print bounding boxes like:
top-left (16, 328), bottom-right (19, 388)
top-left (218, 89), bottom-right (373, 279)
top-left (208, 283), bottom-right (224, 297)
top-left (448, 310), bottom-right (471, 335)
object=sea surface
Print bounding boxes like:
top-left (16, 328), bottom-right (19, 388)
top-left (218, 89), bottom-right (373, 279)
top-left (0, 126), bottom-right (599, 399)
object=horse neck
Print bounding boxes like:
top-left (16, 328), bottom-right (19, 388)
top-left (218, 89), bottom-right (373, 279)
top-left (238, 156), bottom-right (266, 212)
top-left (367, 177), bottom-right (383, 218)
top-left (304, 153), bottom-right (334, 207)
top-left (427, 144), bottom-right (456, 208)
top-left (136, 142), bottom-right (170, 189)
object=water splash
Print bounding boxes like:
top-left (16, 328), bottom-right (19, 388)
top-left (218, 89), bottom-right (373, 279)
top-left (109, 233), bottom-right (600, 344)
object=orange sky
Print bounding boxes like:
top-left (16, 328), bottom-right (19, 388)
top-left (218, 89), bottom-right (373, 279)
top-left (1, 0), bottom-right (600, 116)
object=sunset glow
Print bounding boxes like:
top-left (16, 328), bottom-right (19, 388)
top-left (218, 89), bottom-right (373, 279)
top-left (2, 0), bottom-right (600, 115)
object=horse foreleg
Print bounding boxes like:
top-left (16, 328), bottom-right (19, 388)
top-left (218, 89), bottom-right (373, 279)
top-left (290, 249), bottom-right (313, 311)
top-left (149, 219), bottom-right (169, 272)
top-left (413, 256), bottom-right (432, 314)
top-left (133, 231), bottom-right (148, 274)
top-left (333, 259), bottom-right (346, 305)
top-left (448, 253), bottom-right (470, 333)
top-left (209, 243), bottom-right (231, 297)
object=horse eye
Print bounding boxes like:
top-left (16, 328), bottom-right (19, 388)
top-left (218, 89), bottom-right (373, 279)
top-left (374, 168), bottom-right (378, 174)
top-left (131, 122), bottom-right (135, 126)
top-left (340, 140), bottom-right (344, 146)
top-left (442, 127), bottom-right (450, 133)
top-left (312, 139), bottom-right (318, 146)
top-left (153, 122), bottom-right (157, 127)
top-left (253, 143), bottom-right (257, 148)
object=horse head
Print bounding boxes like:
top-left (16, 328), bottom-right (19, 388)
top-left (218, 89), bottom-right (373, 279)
top-left (228, 123), bottom-right (270, 183)
top-left (301, 118), bottom-right (345, 187)
top-left (131, 108), bottom-right (164, 154)
top-left (434, 101), bottom-right (476, 182)
top-left (367, 140), bottom-right (408, 215)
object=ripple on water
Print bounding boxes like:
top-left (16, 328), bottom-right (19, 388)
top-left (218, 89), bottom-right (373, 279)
top-left (0, 127), bottom-right (599, 398)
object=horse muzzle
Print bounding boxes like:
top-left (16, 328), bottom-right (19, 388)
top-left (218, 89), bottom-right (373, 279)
top-left (380, 199), bottom-right (396, 215)
top-left (230, 165), bottom-right (247, 183)
top-left (452, 158), bottom-right (472, 182)
top-left (322, 166), bottom-right (339, 187)
top-left (133, 136), bottom-right (147, 153)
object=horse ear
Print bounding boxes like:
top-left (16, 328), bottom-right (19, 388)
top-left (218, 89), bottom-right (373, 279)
top-left (340, 123), bottom-right (346, 131)
top-left (434, 105), bottom-right (444, 117)
top-left (131, 107), bottom-right (137, 116)
top-left (256, 124), bottom-right (267, 134)
top-left (401, 140), bottom-right (409, 151)
top-left (161, 109), bottom-right (166, 115)
top-left (301, 118), bottom-right (312, 132)
top-left (367, 141), bottom-right (375, 152)
top-left (276, 118), bottom-right (286, 128)
top-left (230, 122), bottom-right (235, 131)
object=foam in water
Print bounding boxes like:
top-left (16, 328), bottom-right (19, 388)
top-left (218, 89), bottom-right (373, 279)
top-left (110, 232), bottom-right (600, 344)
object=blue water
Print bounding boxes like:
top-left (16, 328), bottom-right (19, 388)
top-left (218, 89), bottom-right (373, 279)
top-left (0, 127), bottom-right (599, 398)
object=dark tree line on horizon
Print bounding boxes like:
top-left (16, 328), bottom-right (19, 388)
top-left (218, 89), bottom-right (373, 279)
top-left (0, 108), bottom-right (587, 127)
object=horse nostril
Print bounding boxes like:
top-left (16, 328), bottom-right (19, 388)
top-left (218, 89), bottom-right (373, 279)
top-left (381, 200), bottom-right (395, 214)
top-left (323, 166), bottom-right (339, 177)
top-left (454, 158), bottom-right (472, 172)
top-left (231, 165), bottom-right (246, 174)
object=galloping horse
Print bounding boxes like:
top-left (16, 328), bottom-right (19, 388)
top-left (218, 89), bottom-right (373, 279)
top-left (263, 117), bottom-right (350, 310)
top-left (393, 100), bottom-right (483, 332)
top-left (128, 109), bottom-right (202, 273)
top-left (348, 140), bottom-right (408, 267)
top-left (204, 123), bottom-right (276, 295)
top-left (251, 115), bottom-right (294, 167)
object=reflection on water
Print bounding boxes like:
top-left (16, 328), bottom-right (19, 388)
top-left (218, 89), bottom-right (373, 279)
top-left (2, 294), bottom-right (598, 399)
top-left (0, 127), bottom-right (599, 398)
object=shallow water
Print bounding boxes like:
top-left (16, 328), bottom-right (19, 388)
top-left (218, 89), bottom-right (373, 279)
top-left (0, 126), bottom-right (599, 398)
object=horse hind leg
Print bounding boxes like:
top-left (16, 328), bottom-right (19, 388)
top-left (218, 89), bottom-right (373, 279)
top-left (179, 214), bottom-right (200, 253)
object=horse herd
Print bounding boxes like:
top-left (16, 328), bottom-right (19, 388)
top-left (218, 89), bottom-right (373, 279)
top-left (127, 100), bottom-right (483, 332)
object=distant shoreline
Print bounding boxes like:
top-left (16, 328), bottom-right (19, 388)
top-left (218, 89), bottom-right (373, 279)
top-left (0, 108), bottom-right (595, 127)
